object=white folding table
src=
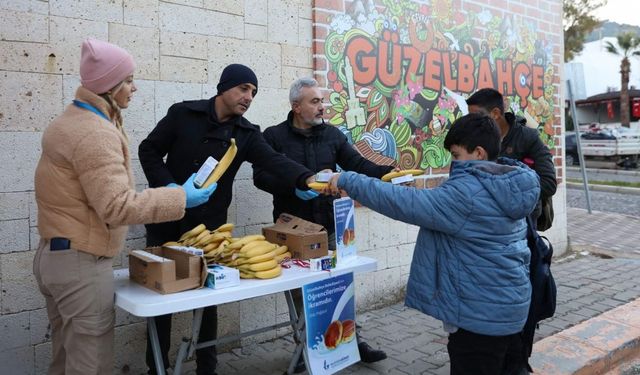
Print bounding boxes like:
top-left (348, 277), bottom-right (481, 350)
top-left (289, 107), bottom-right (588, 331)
top-left (114, 256), bottom-right (377, 375)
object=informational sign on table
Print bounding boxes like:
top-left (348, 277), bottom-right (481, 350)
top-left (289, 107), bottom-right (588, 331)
top-left (333, 197), bottom-right (356, 263)
top-left (302, 272), bottom-right (360, 374)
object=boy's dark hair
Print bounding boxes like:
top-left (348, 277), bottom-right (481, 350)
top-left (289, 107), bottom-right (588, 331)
top-left (444, 113), bottom-right (501, 161)
top-left (466, 88), bottom-right (505, 115)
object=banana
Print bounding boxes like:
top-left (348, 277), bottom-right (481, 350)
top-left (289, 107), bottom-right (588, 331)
top-left (308, 182), bottom-right (328, 192)
top-left (215, 240), bottom-right (230, 253)
top-left (194, 229), bottom-right (212, 243)
top-left (203, 249), bottom-right (219, 259)
top-left (239, 259), bottom-right (278, 272)
top-left (162, 241), bottom-right (182, 247)
top-left (273, 245), bottom-right (288, 256)
top-left (242, 244), bottom-right (284, 262)
top-left (254, 265), bottom-right (282, 279)
top-left (183, 236), bottom-right (199, 246)
top-left (242, 243), bottom-right (277, 259)
top-left (227, 234), bottom-right (266, 250)
top-left (274, 251), bottom-right (292, 263)
top-left (210, 231), bottom-right (232, 242)
top-left (179, 224), bottom-right (207, 241)
top-left (214, 223), bottom-right (234, 233)
top-left (238, 240), bottom-right (270, 253)
top-left (239, 250), bottom-right (273, 264)
top-left (239, 271), bottom-right (256, 279)
top-left (202, 138), bottom-right (237, 188)
top-left (196, 231), bottom-right (229, 247)
top-left (202, 242), bottom-right (219, 253)
top-left (381, 169), bottom-right (424, 182)
top-left (193, 232), bottom-right (215, 247)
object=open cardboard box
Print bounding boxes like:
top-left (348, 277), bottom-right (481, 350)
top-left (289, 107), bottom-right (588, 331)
top-left (262, 213), bottom-right (328, 260)
top-left (129, 246), bottom-right (207, 294)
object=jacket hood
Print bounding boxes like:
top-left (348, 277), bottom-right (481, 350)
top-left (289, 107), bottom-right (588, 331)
top-left (451, 157), bottom-right (540, 219)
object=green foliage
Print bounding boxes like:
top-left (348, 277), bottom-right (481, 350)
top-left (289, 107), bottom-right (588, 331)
top-left (605, 32), bottom-right (640, 126)
top-left (564, 0), bottom-right (607, 61)
top-left (604, 32), bottom-right (640, 58)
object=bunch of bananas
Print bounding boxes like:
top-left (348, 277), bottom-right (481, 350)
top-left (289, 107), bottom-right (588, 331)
top-left (220, 235), bottom-right (290, 279)
top-left (164, 223), bottom-right (234, 259)
top-left (167, 225), bottom-right (289, 280)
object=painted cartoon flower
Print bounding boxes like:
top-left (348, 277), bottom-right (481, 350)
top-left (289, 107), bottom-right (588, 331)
top-left (437, 95), bottom-right (456, 111)
top-left (393, 90), bottom-right (411, 107)
top-left (408, 80), bottom-right (422, 100)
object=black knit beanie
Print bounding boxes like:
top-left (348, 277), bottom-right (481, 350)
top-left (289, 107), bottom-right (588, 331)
top-left (216, 64), bottom-right (258, 95)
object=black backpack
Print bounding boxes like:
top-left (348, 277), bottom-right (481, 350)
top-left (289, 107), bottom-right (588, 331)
top-left (522, 216), bottom-right (557, 365)
top-left (536, 195), bottom-right (554, 232)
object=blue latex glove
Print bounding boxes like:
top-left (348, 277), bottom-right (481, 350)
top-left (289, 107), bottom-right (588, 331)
top-left (181, 173), bottom-right (217, 208)
top-left (295, 188), bottom-right (319, 201)
top-left (166, 183), bottom-right (180, 188)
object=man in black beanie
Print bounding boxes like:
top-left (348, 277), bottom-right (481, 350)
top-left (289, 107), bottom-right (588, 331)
top-left (139, 64), bottom-right (317, 375)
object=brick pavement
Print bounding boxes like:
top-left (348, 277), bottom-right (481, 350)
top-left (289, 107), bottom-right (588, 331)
top-left (176, 209), bottom-right (640, 374)
top-left (567, 207), bottom-right (640, 256)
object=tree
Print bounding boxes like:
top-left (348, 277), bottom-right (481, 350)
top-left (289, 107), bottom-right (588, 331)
top-left (605, 32), bottom-right (640, 127)
top-left (564, 0), bottom-right (607, 62)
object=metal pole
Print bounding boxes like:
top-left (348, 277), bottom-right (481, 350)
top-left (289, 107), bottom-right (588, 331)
top-left (567, 79), bottom-right (593, 213)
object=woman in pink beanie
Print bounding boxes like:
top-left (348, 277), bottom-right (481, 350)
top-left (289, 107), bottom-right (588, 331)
top-left (33, 39), bottom-right (217, 375)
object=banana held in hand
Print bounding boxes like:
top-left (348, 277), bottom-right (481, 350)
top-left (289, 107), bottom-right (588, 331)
top-left (308, 182), bottom-right (328, 192)
top-left (202, 139), bottom-right (237, 188)
top-left (381, 169), bottom-right (424, 182)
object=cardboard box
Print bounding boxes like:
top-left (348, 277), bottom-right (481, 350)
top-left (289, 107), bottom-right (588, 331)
top-left (262, 213), bottom-right (328, 260)
top-left (129, 246), bottom-right (207, 294)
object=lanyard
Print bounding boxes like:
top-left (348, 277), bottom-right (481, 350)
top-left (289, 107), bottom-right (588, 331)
top-left (73, 100), bottom-right (110, 121)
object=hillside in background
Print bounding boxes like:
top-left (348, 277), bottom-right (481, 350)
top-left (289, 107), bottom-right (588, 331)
top-left (586, 21), bottom-right (640, 42)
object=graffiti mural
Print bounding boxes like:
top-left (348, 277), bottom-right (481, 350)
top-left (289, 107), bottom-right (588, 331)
top-left (316, 0), bottom-right (557, 170)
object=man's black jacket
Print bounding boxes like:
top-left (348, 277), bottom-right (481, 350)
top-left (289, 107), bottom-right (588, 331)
top-left (253, 112), bottom-right (393, 232)
top-left (502, 113), bottom-right (557, 218)
top-left (138, 98), bottom-right (313, 245)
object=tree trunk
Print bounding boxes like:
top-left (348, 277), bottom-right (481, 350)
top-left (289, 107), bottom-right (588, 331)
top-left (621, 57), bottom-right (630, 127)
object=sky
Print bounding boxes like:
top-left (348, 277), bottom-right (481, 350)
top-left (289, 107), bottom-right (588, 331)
top-left (593, 0), bottom-right (640, 27)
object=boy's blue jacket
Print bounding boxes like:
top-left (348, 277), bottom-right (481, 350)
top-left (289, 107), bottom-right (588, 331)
top-left (338, 158), bottom-right (540, 335)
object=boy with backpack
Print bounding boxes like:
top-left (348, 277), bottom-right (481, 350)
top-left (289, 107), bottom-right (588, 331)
top-left (327, 113), bottom-right (540, 375)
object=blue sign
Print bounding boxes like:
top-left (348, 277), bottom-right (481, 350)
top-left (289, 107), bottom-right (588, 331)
top-left (302, 272), bottom-right (360, 374)
top-left (333, 197), bottom-right (356, 263)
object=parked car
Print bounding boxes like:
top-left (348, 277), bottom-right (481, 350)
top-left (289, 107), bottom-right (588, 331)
top-left (565, 131), bottom-right (579, 165)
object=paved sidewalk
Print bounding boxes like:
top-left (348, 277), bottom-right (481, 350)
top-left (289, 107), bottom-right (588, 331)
top-left (568, 207), bottom-right (640, 258)
top-left (177, 208), bottom-right (640, 375)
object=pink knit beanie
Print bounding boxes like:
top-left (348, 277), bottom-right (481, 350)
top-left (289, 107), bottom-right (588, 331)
top-left (80, 38), bottom-right (136, 94)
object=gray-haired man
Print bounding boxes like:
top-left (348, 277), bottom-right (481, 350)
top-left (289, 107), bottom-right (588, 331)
top-left (253, 77), bottom-right (390, 372)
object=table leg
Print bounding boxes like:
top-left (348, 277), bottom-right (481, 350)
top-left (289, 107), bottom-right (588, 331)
top-left (147, 317), bottom-right (165, 375)
top-left (173, 308), bottom-right (204, 375)
top-left (285, 290), bottom-right (309, 375)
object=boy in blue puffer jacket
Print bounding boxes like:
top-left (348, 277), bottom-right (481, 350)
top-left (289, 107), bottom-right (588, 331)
top-left (327, 113), bottom-right (539, 375)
